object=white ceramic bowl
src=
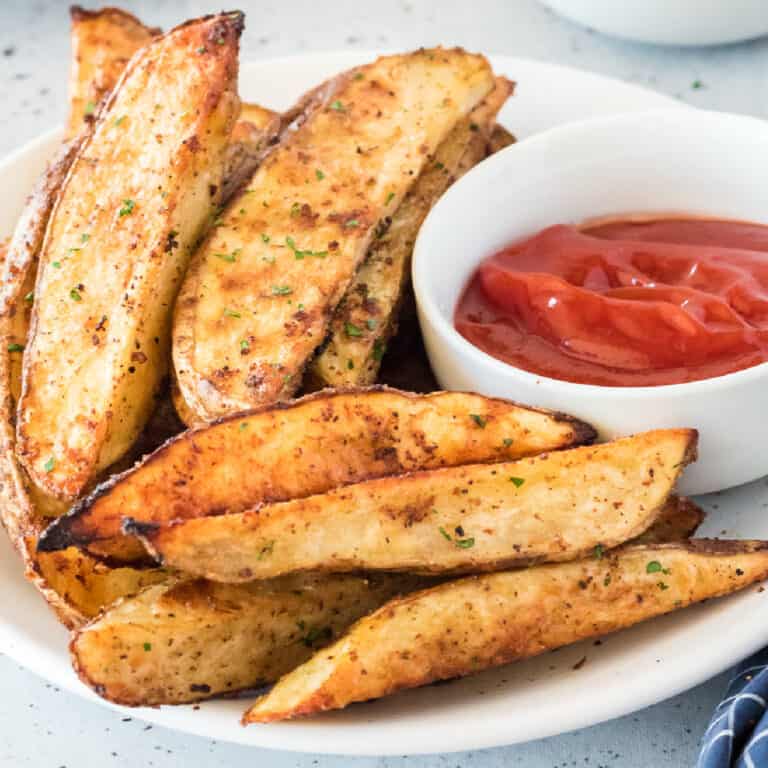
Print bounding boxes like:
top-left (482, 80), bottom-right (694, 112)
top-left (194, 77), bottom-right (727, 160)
top-left (413, 109), bottom-right (768, 495)
top-left (539, 0), bottom-right (768, 46)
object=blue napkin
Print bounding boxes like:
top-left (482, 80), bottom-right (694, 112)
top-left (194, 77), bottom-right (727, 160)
top-left (698, 648), bottom-right (768, 767)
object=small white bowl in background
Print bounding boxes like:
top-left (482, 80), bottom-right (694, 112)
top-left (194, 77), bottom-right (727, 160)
top-left (413, 109), bottom-right (768, 495)
top-left (539, 0), bottom-right (768, 46)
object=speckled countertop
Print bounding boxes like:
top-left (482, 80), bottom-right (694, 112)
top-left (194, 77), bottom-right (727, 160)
top-left (1, 1), bottom-right (767, 766)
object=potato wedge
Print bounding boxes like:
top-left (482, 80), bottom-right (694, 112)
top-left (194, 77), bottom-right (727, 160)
top-left (244, 539), bottom-right (768, 722)
top-left (38, 387), bottom-right (595, 562)
top-left (17, 13), bottom-right (243, 500)
top-left (221, 104), bottom-right (282, 204)
top-left (488, 123), bottom-right (516, 154)
top-left (70, 572), bottom-right (425, 706)
top-left (36, 548), bottom-right (167, 624)
top-left (67, 6), bottom-right (160, 138)
top-left (132, 429), bottom-right (696, 581)
top-left (308, 78), bottom-right (514, 389)
top-left (173, 48), bottom-right (495, 422)
top-left (631, 496), bottom-right (703, 545)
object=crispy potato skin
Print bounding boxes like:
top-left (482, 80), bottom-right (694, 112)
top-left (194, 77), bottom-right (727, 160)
top-left (488, 123), bottom-right (516, 153)
top-left (136, 429), bottom-right (695, 581)
top-left (173, 48), bottom-right (496, 422)
top-left (17, 14), bottom-right (243, 500)
top-left (66, 6), bottom-right (160, 138)
top-left (308, 78), bottom-right (514, 389)
top-left (244, 540), bottom-right (768, 722)
top-left (38, 387), bottom-right (595, 561)
top-left (70, 573), bottom-right (426, 706)
top-left (631, 496), bottom-right (703, 545)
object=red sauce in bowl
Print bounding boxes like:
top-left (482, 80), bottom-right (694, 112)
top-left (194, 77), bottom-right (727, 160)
top-left (454, 218), bottom-right (768, 386)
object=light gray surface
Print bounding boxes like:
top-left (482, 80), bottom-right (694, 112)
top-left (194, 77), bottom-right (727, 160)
top-left (0, 0), bottom-right (766, 765)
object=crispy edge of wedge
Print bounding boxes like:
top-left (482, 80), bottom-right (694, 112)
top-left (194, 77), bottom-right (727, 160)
top-left (632, 496), bottom-right (704, 545)
top-left (131, 429), bottom-right (696, 581)
top-left (67, 5), bottom-right (160, 138)
top-left (307, 77), bottom-right (514, 389)
top-left (69, 573), bottom-right (428, 706)
top-left (244, 539), bottom-right (768, 722)
top-left (37, 387), bottom-right (595, 562)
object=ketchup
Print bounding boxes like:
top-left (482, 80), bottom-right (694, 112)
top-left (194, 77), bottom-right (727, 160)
top-left (454, 218), bottom-right (768, 386)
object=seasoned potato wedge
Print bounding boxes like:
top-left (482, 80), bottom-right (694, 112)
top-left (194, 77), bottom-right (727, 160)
top-left (36, 548), bottom-right (167, 624)
top-left (38, 388), bottom-right (595, 562)
top-left (67, 6), bottom-right (160, 138)
top-left (70, 573), bottom-right (425, 706)
top-left (308, 78), bottom-right (514, 388)
top-left (244, 540), bottom-right (768, 722)
top-left (488, 123), bottom-right (516, 153)
top-left (132, 429), bottom-right (696, 580)
top-left (173, 48), bottom-right (495, 422)
top-left (17, 13), bottom-right (243, 500)
top-left (221, 104), bottom-right (282, 204)
top-left (632, 496), bottom-right (703, 545)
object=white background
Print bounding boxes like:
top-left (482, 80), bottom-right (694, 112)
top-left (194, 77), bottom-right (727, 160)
top-left (1, 0), bottom-right (766, 765)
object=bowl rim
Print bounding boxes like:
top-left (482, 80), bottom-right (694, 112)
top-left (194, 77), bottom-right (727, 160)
top-left (412, 107), bottom-right (768, 398)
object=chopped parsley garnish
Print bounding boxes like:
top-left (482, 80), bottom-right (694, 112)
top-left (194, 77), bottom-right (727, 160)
top-left (646, 561), bottom-right (662, 574)
top-left (502, 438), bottom-right (513, 448)
top-left (271, 285), bottom-right (292, 296)
top-left (345, 322), bottom-right (363, 337)
top-left (114, 115), bottom-right (126, 127)
top-left (692, 79), bottom-right (704, 90)
top-left (223, 308), bottom-right (241, 318)
top-left (290, 202), bottom-right (302, 217)
top-left (330, 99), bottom-right (345, 112)
top-left (354, 72), bottom-right (364, 80)
top-left (315, 169), bottom-right (325, 180)
top-left (83, 100), bottom-right (96, 116)
top-left (67, 247), bottom-right (81, 254)
top-left (69, 287), bottom-right (82, 302)
top-left (239, 422), bottom-right (248, 431)
top-left (118, 199), bottom-right (135, 217)
top-left (43, 457), bottom-right (55, 472)
top-left (510, 476), bottom-right (525, 488)
top-left (197, 46), bottom-right (207, 54)
top-left (143, 642), bottom-right (152, 652)
top-left (285, 236), bottom-right (327, 260)
top-left (344, 218), bottom-right (359, 228)
top-left (373, 339), bottom-right (386, 361)
top-left (298, 623), bottom-right (332, 648)
top-left (81, 233), bottom-right (90, 243)
top-left (216, 37), bottom-right (226, 45)
top-left (214, 248), bottom-right (241, 263)
top-left (469, 122), bottom-right (479, 132)
top-left (261, 233), bottom-right (270, 243)
top-left (603, 574), bottom-right (612, 587)
top-left (593, 544), bottom-right (604, 560)
top-left (385, 191), bottom-right (395, 206)
top-left (23, 292), bottom-right (33, 303)
top-left (470, 413), bottom-right (486, 428)
top-left (240, 339), bottom-right (250, 352)
top-left (658, 581), bottom-right (669, 591)
top-left (347, 359), bottom-right (354, 370)
top-left (7, 343), bottom-right (24, 352)
top-left (438, 525), bottom-right (474, 548)
top-left (52, 261), bottom-right (61, 269)
top-left (366, 318), bottom-right (377, 330)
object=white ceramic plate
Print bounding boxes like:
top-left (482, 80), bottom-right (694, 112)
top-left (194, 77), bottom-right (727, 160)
top-left (1, 52), bottom-right (762, 757)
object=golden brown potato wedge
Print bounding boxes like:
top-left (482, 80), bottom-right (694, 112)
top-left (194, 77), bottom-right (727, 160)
top-left (632, 496), bottom-right (703, 545)
top-left (244, 539), bottom-right (768, 722)
top-left (17, 13), bottom-right (243, 500)
top-left (36, 548), bottom-right (167, 624)
top-left (308, 78), bottom-right (514, 388)
top-left (173, 48), bottom-right (495, 422)
top-left (38, 387), bottom-right (595, 562)
top-left (488, 123), bottom-right (516, 154)
top-left (66, 6), bottom-right (160, 138)
top-left (221, 104), bottom-right (282, 204)
top-left (70, 572), bottom-right (426, 706)
top-left (132, 429), bottom-right (696, 581)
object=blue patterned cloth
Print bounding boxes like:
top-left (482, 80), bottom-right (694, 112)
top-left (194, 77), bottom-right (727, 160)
top-left (698, 648), bottom-right (768, 767)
